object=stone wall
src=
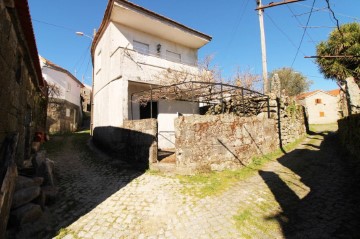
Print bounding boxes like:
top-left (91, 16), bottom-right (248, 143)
top-left (93, 119), bottom-right (157, 169)
top-left (0, 1), bottom-right (47, 167)
top-left (175, 94), bottom-right (306, 172)
top-left (338, 114), bottom-right (360, 160)
top-left (175, 114), bottom-right (279, 171)
top-left (268, 94), bottom-right (306, 146)
top-left (47, 99), bottom-right (82, 134)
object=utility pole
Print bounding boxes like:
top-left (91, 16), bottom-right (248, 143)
top-left (255, 0), bottom-right (304, 94)
top-left (256, 0), bottom-right (268, 94)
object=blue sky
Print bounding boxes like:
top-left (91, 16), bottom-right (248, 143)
top-left (28, 0), bottom-right (359, 91)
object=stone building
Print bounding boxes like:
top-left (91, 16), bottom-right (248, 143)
top-left (40, 56), bottom-right (84, 133)
top-left (0, 0), bottom-right (47, 167)
top-left (0, 0), bottom-right (47, 235)
top-left (81, 84), bottom-right (92, 113)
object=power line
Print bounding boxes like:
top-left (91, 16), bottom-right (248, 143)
top-left (265, 12), bottom-right (305, 56)
top-left (325, 0), bottom-right (343, 38)
top-left (222, 0), bottom-right (250, 61)
top-left (290, 0), bottom-right (316, 67)
top-left (73, 41), bottom-right (92, 74)
top-left (32, 18), bottom-right (78, 32)
top-left (287, 5), bottom-right (316, 45)
top-left (295, 2), bottom-right (359, 21)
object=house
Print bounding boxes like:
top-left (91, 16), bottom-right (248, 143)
top-left (81, 84), bottom-right (92, 113)
top-left (91, 0), bottom-right (212, 149)
top-left (0, 0), bottom-right (47, 235)
top-left (296, 89), bottom-right (342, 124)
top-left (40, 56), bottom-right (84, 133)
top-left (0, 0), bottom-right (47, 166)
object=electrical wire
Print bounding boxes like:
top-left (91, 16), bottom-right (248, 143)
top-left (222, 0), bottom-right (250, 61)
top-left (73, 41), bottom-right (92, 75)
top-left (32, 18), bottom-right (78, 32)
top-left (287, 5), bottom-right (316, 46)
top-left (325, 0), bottom-right (343, 39)
top-left (295, 2), bottom-right (359, 22)
top-left (290, 0), bottom-right (316, 68)
top-left (265, 12), bottom-right (306, 56)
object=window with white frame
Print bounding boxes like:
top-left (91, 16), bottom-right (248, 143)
top-left (133, 41), bottom-right (149, 55)
top-left (166, 50), bottom-right (181, 63)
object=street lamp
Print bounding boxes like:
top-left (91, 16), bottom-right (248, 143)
top-left (75, 31), bottom-right (93, 40)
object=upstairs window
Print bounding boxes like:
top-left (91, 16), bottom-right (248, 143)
top-left (315, 98), bottom-right (322, 104)
top-left (166, 50), bottom-right (181, 63)
top-left (133, 41), bottom-right (149, 55)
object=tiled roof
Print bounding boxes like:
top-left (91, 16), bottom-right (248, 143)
top-left (14, 0), bottom-right (46, 93)
top-left (296, 90), bottom-right (320, 100)
top-left (296, 89), bottom-right (340, 100)
top-left (327, 89), bottom-right (341, 96)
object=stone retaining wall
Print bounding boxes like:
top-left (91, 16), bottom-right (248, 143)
top-left (338, 114), bottom-right (360, 160)
top-left (175, 95), bottom-right (306, 172)
top-left (175, 114), bottom-right (279, 171)
top-left (93, 119), bottom-right (157, 169)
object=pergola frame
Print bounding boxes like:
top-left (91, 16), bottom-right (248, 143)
top-left (130, 81), bottom-right (270, 119)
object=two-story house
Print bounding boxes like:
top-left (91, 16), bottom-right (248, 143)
top-left (297, 89), bottom-right (342, 124)
top-left (40, 56), bottom-right (84, 133)
top-left (91, 0), bottom-right (212, 149)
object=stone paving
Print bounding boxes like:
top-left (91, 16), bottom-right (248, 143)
top-left (12, 125), bottom-right (360, 238)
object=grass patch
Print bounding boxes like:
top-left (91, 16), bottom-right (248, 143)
top-left (233, 209), bottom-right (252, 222)
top-left (177, 136), bottom-right (306, 198)
top-left (309, 123), bottom-right (338, 133)
top-left (55, 228), bottom-right (79, 239)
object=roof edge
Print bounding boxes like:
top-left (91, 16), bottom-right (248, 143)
top-left (14, 0), bottom-right (46, 95)
top-left (91, 0), bottom-right (212, 60)
top-left (41, 56), bottom-right (84, 87)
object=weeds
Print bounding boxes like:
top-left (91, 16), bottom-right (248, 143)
top-left (177, 136), bottom-right (306, 198)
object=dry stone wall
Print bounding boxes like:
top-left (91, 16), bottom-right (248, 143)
top-left (338, 114), bottom-right (360, 160)
top-left (175, 93), bottom-right (306, 172)
top-left (268, 94), bottom-right (306, 146)
top-left (175, 114), bottom-right (279, 171)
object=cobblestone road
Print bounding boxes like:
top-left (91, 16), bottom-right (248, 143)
top-left (14, 125), bottom-right (360, 238)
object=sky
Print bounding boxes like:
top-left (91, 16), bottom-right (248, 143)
top-left (28, 0), bottom-right (360, 91)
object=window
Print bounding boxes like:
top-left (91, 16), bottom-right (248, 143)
top-left (319, 111), bottom-right (325, 117)
top-left (67, 82), bottom-right (71, 92)
top-left (140, 102), bottom-right (158, 119)
top-left (133, 41), bottom-right (149, 55)
top-left (315, 98), bottom-right (322, 104)
top-left (66, 108), bottom-right (70, 117)
top-left (166, 50), bottom-right (181, 63)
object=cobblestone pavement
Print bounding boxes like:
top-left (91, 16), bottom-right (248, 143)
top-left (14, 126), bottom-right (360, 238)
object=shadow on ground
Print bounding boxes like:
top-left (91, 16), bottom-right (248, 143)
top-left (10, 131), bottom-right (146, 239)
top-left (259, 128), bottom-right (360, 238)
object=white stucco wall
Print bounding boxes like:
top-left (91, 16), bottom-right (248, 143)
top-left (157, 100), bottom-right (199, 149)
top-left (41, 67), bottom-right (82, 107)
top-left (303, 91), bottom-right (340, 124)
top-left (93, 20), bottom-right (202, 130)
